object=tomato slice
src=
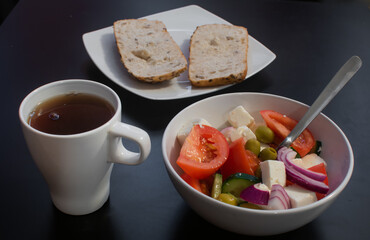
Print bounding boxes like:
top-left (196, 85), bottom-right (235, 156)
top-left (177, 125), bottom-right (229, 179)
top-left (220, 137), bottom-right (260, 180)
top-left (260, 110), bottom-right (315, 157)
top-left (308, 163), bottom-right (329, 200)
top-left (181, 173), bottom-right (210, 195)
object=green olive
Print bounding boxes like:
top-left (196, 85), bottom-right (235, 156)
top-left (259, 147), bottom-right (277, 161)
top-left (245, 139), bottom-right (261, 156)
top-left (217, 193), bottom-right (238, 206)
top-left (255, 126), bottom-right (275, 143)
top-left (254, 165), bottom-right (262, 179)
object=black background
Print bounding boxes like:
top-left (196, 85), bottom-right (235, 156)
top-left (1, 0), bottom-right (369, 239)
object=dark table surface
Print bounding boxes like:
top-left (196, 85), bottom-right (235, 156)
top-left (1, 0), bottom-right (370, 239)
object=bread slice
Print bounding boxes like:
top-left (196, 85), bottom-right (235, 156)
top-left (188, 24), bottom-right (248, 87)
top-left (113, 19), bottom-right (188, 83)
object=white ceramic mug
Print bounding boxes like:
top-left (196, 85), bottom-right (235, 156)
top-left (19, 79), bottom-right (151, 215)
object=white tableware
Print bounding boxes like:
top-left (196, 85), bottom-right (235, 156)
top-left (162, 92), bottom-right (353, 235)
top-left (19, 79), bottom-right (151, 215)
top-left (278, 56), bottom-right (361, 149)
top-left (82, 5), bottom-right (276, 100)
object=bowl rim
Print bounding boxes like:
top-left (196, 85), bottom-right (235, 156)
top-left (162, 92), bottom-right (354, 215)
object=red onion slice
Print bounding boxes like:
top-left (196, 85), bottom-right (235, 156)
top-left (240, 183), bottom-right (270, 205)
top-left (272, 184), bottom-right (290, 208)
top-left (267, 196), bottom-right (287, 210)
top-left (265, 184), bottom-right (291, 210)
top-left (285, 167), bottom-right (329, 193)
top-left (220, 127), bottom-right (235, 136)
top-left (287, 158), bottom-right (326, 181)
top-left (220, 127), bottom-right (236, 143)
top-left (279, 147), bottom-right (326, 181)
top-left (278, 147), bottom-right (329, 194)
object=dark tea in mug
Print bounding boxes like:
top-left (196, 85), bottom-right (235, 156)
top-left (28, 93), bottom-right (115, 135)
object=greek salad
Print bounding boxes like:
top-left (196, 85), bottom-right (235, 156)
top-left (176, 105), bottom-right (329, 210)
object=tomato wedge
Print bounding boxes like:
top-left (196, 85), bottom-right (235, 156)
top-left (220, 137), bottom-right (260, 180)
top-left (177, 125), bottom-right (229, 179)
top-left (180, 173), bottom-right (210, 195)
top-left (260, 110), bottom-right (315, 157)
top-left (308, 163), bottom-right (329, 200)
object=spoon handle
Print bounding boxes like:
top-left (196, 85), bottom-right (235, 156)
top-left (278, 56), bottom-right (362, 149)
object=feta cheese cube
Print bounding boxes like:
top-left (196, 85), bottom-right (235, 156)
top-left (260, 160), bottom-right (286, 188)
top-left (284, 184), bottom-right (317, 208)
top-left (237, 126), bottom-right (256, 141)
top-left (255, 183), bottom-right (270, 191)
top-left (220, 127), bottom-right (235, 143)
top-left (290, 153), bottom-right (327, 169)
top-left (302, 153), bottom-right (327, 167)
top-left (227, 126), bottom-right (256, 143)
top-left (227, 105), bottom-right (255, 128)
top-left (226, 127), bottom-right (240, 143)
top-left (290, 158), bottom-right (304, 168)
top-left (177, 118), bottom-right (211, 145)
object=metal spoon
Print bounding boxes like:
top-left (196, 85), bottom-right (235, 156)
top-left (278, 56), bottom-right (362, 150)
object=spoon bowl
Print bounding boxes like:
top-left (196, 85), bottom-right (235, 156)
top-left (278, 56), bottom-right (362, 149)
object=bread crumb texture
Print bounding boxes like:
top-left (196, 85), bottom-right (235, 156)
top-left (113, 19), bottom-right (187, 83)
top-left (189, 24), bottom-right (248, 87)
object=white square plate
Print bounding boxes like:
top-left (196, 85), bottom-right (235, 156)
top-left (82, 5), bottom-right (276, 100)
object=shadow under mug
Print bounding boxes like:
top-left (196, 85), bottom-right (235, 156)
top-left (19, 79), bottom-right (151, 215)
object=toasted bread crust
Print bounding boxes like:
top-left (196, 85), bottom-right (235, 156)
top-left (188, 24), bottom-right (248, 87)
top-left (113, 19), bottom-right (187, 83)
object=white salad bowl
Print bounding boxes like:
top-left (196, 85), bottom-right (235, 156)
top-left (162, 92), bottom-right (354, 236)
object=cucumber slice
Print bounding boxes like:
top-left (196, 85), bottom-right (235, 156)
top-left (309, 141), bottom-right (322, 156)
top-left (290, 147), bottom-right (301, 158)
top-left (211, 173), bottom-right (223, 199)
top-left (222, 173), bottom-right (261, 197)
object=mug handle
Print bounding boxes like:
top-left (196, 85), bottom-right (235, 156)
top-left (108, 122), bottom-right (151, 165)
